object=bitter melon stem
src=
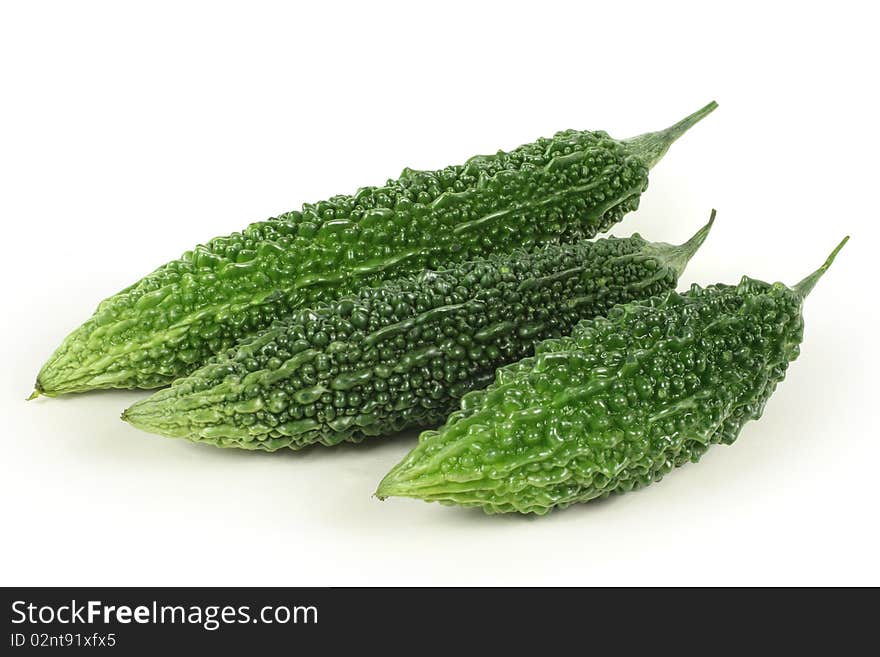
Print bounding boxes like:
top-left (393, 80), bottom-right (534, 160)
top-left (669, 209), bottom-right (716, 276)
top-left (625, 100), bottom-right (718, 169)
top-left (641, 209), bottom-right (716, 278)
top-left (793, 236), bottom-right (850, 298)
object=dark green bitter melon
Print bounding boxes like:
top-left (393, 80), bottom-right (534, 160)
top-left (121, 216), bottom-right (714, 450)
top-left (376, 237), bottom-right (848, 514)
top-left (34, 102), bottom-right (717, 396)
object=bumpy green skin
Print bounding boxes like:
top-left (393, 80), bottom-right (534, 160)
top-left (377, 272), bottom-right (824, 515)
top-left (123, 222), bottom-right (711, 450)
top-left (35, 103), bottom-right (717, 395)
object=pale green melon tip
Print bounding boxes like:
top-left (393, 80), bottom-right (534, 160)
top-left (375, 471), bottom-right (410, 501)
top-left (374, 481), bottom-right (393, 501)
top-left (120, 403), bottom-right (155, 431)
top-left (120, 401), bottom-right (154, 431)
top-left (27, 378), bottom-right (54, 400)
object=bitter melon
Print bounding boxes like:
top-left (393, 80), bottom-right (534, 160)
top-left (122, 216), bottom-right (713, 450)
top-left (376, 237), bottom-right (848, 514)
top-left (34, 102), bottom-right (717, 396)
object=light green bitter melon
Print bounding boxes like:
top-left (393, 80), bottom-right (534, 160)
top-left (122, 216), bottom-right (714, 450)
top-left (33, 102), bottom-right (717, 396)
top-left (376, 237), bottom-right (848, 514)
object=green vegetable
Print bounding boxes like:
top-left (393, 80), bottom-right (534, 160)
top-left (33, 102), bottom-right (717, 396)
top-left (376, 237), bottom-right (848, 515)
top-left (122, 216), bottom-right (713, 450)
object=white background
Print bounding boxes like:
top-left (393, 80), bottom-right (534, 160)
top-left (1, 1), bottom-right (877, 586)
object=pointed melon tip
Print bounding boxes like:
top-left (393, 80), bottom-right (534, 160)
top-left (375, 472), bottom-right (410, 501)
top-left (27, 378), bottom-right (54, 400)
top-left (626, 100), bottom-right (719, 169)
